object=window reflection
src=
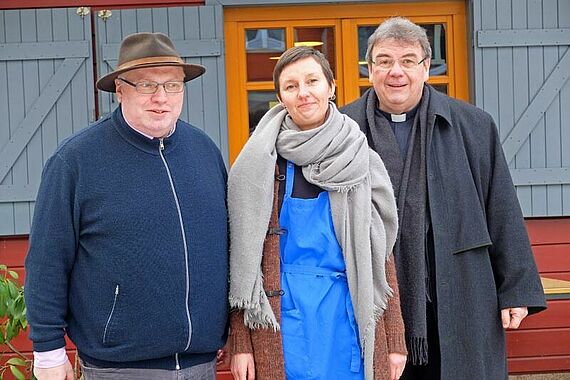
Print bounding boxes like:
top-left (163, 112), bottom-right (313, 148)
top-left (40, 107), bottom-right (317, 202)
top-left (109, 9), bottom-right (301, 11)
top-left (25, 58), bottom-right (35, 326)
top-left (423, 24), bottom-right (447, 76)
top-left (246, 29), bottom-right (285, 82)
top-left (294, 27), bottom-right (336, 76)
top-left (358, 26), bottom-right (376, 78)
top-left (430, 84), bottom-right (448, 94)
top-left (248, 91), bottom-right (278, 134)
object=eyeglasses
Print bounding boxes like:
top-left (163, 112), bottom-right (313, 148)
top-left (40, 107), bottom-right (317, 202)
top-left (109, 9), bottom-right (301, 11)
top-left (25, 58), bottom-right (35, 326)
top-left (117, 78), bottom-right (185, 94)
top-left (371, 56), bottom-right (428, 71)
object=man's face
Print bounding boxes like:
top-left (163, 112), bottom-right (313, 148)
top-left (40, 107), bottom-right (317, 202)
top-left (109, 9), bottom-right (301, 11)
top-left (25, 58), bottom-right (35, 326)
top-left (368, 38), bottom-right (430, 114)
top-left (115, 66), bottom-right (185, 138)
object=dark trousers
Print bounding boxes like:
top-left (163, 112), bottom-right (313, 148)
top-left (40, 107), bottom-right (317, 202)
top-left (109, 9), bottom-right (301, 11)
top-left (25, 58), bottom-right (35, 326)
top-left (401, 302), bottom-right (441, 380)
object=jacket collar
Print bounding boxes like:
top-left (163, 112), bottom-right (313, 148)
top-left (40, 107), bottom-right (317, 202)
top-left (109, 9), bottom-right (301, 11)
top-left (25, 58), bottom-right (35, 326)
top-left (111, 106), bottom-right (179, 155)
top-left (424, 84), bottom-right (453, 128)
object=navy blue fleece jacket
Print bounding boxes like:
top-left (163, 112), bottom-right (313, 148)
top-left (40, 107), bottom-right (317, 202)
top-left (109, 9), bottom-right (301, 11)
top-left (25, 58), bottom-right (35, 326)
top-left (25, 107), bottom-right (228, 369)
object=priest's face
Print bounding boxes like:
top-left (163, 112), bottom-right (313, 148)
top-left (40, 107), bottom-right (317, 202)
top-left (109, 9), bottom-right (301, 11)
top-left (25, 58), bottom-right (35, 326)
top-left (368, 39), bottom-right (430, 115)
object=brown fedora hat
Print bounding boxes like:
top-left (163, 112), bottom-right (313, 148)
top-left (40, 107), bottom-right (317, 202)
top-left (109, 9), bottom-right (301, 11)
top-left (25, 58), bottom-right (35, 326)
top-left (96, 32), bottom-right (205, 93)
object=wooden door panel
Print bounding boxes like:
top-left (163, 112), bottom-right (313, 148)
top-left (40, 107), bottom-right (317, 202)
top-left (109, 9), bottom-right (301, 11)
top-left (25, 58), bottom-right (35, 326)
top-left (0, 8), bottom-right (94, 236)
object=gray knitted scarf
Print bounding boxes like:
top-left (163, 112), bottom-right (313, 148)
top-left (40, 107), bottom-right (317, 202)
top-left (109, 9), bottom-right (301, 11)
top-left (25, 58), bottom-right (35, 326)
top-left (228, 102), bottom-right (398, 380)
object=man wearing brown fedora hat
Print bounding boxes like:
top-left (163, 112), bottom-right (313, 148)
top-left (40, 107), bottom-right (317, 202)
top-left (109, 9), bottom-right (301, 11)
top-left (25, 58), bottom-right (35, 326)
top-left (25, 32), bottom-right (229, 380)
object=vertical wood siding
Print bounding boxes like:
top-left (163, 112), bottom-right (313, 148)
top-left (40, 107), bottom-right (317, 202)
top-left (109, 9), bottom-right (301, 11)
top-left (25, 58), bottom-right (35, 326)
top-left (473, 0), bottom-right (570, 217)
top-left (0, 8), bottom-right (94, 236)
top-left (506, 218), bottom-right (570, 373)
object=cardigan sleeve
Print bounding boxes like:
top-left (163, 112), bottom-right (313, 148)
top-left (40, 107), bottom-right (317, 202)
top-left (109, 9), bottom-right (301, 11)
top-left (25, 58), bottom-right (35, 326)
top-left (229, 309), bottom-right (254, 354)
top-left (382, 255), bottom-right (407, 354)
top-left (24, 153), bottom-right (79, 352)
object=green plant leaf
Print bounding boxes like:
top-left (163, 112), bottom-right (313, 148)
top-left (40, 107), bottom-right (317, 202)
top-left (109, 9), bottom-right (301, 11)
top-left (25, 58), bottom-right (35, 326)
top-left (6, 357), bottom-right (26, 366)
top-left (0, 264), bottom-right (7, 271)
top-left (0, 283), bottom-right (8, 299)
top-left (7, 281), bottom-right (18, 299)
top-left (6, 299), bottom-right (15, 316)
top-left (7, 271), bottom-right (18, 280)
top-left (6, 320), bottom-right (20, 340)
top-left (9, 365), bottom-right (25, 380)
top-left (12, 302), bottom-right (24, 320)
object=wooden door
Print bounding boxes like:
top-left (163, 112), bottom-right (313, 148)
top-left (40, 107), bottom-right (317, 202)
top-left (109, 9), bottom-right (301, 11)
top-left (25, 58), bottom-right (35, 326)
top-left (224, 1), bottom-right (468, 163)
top-left (0, 8), bottom-right (94, 235)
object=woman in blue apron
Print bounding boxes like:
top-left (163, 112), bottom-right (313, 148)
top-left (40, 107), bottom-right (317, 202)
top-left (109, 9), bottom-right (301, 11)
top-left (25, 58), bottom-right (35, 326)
top-left (228, 46), bottom-right (407, 380)
top-left (279, 159), bottom-right (363, 379)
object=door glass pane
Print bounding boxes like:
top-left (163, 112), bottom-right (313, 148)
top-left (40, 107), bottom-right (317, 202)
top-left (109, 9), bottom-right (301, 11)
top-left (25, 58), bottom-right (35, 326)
top-left (357, 26), bottom-right (376, 79)
top-left (294, 27), bottom-right (336, 76)
top-left (423, 24), bottom-right (447, 76)
top-left (245, 29), bottom-right (285, 82)
top-left (360, 86), bottom-right (371, 96)
top-left (248, 91), bottom-right (278, 134)
top-left (357, 23), bottom-right (447, 78)
top-left (431, 84), bottom-right (448, 94)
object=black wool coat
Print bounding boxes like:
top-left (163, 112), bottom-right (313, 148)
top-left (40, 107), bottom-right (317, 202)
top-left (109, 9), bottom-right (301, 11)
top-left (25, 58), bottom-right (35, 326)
top-left (341, 85), bottom-right (547, 380)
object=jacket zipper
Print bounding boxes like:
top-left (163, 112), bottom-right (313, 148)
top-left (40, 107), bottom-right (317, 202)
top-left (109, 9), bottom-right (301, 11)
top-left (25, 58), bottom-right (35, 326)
top-left (159, 138), bottom-right (193, 354)
top-left (102, 285), bottom-right (119, 343)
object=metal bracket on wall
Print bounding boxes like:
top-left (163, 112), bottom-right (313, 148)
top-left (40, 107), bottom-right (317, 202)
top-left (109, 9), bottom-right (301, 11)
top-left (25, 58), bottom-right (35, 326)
top-left (98, 10), bottom-right (112, 22)
top-left (76, 7), bottom-right (90, 18)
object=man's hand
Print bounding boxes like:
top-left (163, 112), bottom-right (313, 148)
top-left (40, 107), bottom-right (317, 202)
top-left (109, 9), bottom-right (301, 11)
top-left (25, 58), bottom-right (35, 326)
top-left (34, 359), bottom-right (74, 380)
top-left (231, 353), bottom-right (255, 380)
top-left (388, 352), bottom-right (407, 379)
top-left (501, 307), bottom-right (529, 329)
top-left (216, 346), bottom-right (229, 367)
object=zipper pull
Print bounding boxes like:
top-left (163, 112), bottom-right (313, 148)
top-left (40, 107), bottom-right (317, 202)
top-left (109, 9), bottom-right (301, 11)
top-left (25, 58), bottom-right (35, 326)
top-left (175, 353), bottom-right (180, 370)
top-left (159, 138), bottom-right (165, 151)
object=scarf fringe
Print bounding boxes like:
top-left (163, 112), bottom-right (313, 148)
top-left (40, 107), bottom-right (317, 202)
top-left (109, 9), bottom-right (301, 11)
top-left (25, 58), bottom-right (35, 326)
top-left (229, 296), bottom-right (280, 332)
top-left (407, 336), bottom-right (429, 365)
top-left (229, 296), bottom-right (259, 310)
top-left (243, 312), bottom-right (280, 332)
top-left (361, 290), bottom-right (393, 352)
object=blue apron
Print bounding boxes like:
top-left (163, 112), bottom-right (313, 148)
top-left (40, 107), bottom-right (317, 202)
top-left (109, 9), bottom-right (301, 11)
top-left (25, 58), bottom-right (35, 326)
top-left (280, 161), bottom-right (364, 380)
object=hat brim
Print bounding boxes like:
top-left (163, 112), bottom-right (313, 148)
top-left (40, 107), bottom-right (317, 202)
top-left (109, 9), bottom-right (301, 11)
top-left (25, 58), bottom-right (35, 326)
top-left (96, 62), bottom-right (206, 93)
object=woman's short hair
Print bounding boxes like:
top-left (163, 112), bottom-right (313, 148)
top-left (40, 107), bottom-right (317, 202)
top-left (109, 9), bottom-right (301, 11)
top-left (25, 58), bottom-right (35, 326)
top-left (365, 17), bottom-right (432, 64)
top-left (273, 46), bottom-right (335, 95)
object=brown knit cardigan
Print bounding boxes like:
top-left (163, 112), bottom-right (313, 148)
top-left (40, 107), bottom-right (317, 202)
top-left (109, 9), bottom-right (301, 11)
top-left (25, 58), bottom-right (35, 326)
top-left (229, 169), bottom-right (407, 379)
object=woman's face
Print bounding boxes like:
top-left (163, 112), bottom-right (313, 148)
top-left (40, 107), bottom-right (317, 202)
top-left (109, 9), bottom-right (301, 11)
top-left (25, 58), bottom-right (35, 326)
top-left (278, 57), bottom-right (335, 131)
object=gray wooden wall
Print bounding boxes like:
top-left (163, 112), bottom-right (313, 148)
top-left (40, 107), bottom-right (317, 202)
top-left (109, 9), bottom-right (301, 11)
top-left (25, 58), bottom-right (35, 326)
top-left (0, 5), bottom-right (227, 236)
top-left (472, 0), bottom-right (570, 216)
top-left (0, 8), bottom-right (94, 235)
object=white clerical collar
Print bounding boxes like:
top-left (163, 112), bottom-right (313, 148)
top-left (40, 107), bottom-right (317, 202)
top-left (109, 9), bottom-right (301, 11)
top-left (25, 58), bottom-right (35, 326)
top-left (390, 113), bottom-right (407, 122)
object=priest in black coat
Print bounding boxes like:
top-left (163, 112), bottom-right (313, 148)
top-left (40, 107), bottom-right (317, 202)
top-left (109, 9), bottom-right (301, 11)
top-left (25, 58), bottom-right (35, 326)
top-left (341, 16), bottom-right (546, 380)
